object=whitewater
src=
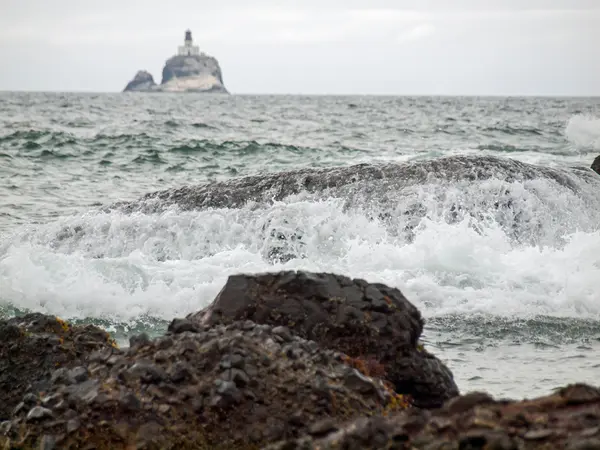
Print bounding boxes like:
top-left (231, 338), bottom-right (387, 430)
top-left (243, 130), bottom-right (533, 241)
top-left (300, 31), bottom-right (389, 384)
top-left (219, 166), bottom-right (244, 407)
top-left (1, 93), bottom-right (600, 398)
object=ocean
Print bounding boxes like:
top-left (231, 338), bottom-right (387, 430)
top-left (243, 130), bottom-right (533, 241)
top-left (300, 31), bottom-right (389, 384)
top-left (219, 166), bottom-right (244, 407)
top-left (1, 92), bottom-right (600, 400)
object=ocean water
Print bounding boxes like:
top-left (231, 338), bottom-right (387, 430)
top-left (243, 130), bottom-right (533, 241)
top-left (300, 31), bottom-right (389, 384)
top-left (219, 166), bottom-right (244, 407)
top-left (1, 92), bottom-right (600, 400)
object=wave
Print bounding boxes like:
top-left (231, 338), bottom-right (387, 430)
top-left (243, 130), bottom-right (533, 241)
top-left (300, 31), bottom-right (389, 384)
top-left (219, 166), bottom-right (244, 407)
top-left (1, 155), bottom-right (599, 329)
top-left (566, 114), bottom-right (600, 150)
top-left (481, 125), bottom-right (543, 136)
top-left (115, 155), bottom-right (597, 213)
top-left (191, 122), bottom-right (217, 129)
top-left (477, 144), bottom-right (522, 153)
top-left (0, 129), bottom-right (77, 148)
top-left (167, 140), bottom-right (307, 156)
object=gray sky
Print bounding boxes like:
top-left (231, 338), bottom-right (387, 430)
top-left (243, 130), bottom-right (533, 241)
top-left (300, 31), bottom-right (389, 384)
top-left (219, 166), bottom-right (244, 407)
top-left (0, 0), bottom-right (598, 95)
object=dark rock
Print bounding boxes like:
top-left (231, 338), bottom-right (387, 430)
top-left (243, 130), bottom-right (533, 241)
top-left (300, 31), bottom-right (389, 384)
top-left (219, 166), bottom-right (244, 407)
top-left (113, 155), bottom-right (592, 216)
top-left (568, 439), bottom-right (600, 450)
top-left (266, 384), bottom-right (600, 450)
top-left (167, 317), bottom-right (199, 334)
top-left (123, 70), bottom-right (156, 92)
top-left (126, 361), bottom-right (167, 384)
top-left (67, 366), bottom-right (89, 384)
top-left (129, 332), bottom-right (151, 348)
top-left (66, 418), bottom-right (80, 434)
top-left (189, 270), bottom-right (458, 408)
top-left (308, 418), bottom-right (338, 437)
top-left (0, 313), bottom-right (118, 420)
top-left (0, 321), bottom-right (399, 449)
top-left (523, 429), bottom-right (555, 440)
top-left (23, 393), bottom-right (38, 405)
top-left (39, 434), bottom-right (56, 450)
top-left (443, 391), bottom-right (495, 414)
top-left (592, 155), bottom-right (600, 175)
top-left (26, 406), bottom-right (52, 422)
top-left (343, 369), bottom-right (380, 396)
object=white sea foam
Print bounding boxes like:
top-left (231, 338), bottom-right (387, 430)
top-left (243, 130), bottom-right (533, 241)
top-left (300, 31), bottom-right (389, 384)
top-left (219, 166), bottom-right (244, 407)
top-left (566, 114), bottom-right (600, 151)
top-left (1, 177), bottom-right (600, 324)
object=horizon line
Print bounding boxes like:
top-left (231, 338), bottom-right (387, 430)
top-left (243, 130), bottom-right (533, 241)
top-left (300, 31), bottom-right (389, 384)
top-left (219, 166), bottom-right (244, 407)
top-left (1, 89), bottom-right (599, 98)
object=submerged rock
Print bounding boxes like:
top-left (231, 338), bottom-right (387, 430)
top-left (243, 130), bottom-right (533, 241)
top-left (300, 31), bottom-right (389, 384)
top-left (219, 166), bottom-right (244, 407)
top-left (0, 313), bottom-right (118, 420)
top-left (189, 271), bottom-right (459, 408)
top-left (266, 384), bottom-right (600, 449)
top-left (113, 155), bottom-right (597, 214)
top-left (1, 322), bottom-right (403, 449)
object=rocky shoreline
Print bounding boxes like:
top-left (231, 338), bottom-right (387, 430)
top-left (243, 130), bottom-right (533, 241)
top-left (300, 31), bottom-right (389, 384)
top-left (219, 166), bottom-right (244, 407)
top-left (1, 271), bottom-right (599, 449)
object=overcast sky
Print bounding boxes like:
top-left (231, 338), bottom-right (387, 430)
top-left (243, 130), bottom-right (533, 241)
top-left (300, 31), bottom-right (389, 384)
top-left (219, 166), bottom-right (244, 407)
top-left (0, 0), bottom-right (598, 95)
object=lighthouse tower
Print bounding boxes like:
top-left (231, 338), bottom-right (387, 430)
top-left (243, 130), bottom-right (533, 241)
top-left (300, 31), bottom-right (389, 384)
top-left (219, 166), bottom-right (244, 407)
top-left (178, 29), bottom-right (200, 56)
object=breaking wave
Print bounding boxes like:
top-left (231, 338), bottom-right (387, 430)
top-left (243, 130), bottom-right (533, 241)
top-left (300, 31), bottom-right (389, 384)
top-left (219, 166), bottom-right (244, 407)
top-left (1, 156), bottom-right (599, 333)
top-left (566, 114), bottom-right (600, 150)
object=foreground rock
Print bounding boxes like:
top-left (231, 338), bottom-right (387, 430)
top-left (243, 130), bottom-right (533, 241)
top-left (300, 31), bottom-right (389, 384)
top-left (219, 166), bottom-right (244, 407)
top-left (190, 271), bottom-right (458, 408)
top-left (266, 383), bottom-right (600, 449)
top-left (1, 322), bottom-right (404, 449)
top-left (0, 313), bottom-right (118, 421)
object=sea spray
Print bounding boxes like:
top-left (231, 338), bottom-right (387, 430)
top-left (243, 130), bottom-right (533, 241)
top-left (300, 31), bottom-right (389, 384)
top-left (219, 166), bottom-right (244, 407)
top-left (2, 167), bottom-right (600, 323)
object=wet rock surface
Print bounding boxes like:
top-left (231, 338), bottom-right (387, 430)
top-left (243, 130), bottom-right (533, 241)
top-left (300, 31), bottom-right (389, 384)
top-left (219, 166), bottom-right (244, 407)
top-left (592, 155), bottom-right (600, 175)
top-left (0, 321), bottom-right (403, 449)
top-left (112, 155), bottom-right (595, 214)
top-left (2, 272), bottom-right (598, 449)
top-left (190, 271), bottom-right (458, 408)
top-left (265, 384), bottom-right (600, 450)
top-left (0, 313), bottom-right (118, 420)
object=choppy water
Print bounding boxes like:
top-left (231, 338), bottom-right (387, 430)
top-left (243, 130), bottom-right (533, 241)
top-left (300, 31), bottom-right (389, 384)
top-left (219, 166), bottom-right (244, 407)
top-left (1, 92), bottom-right (600, 399)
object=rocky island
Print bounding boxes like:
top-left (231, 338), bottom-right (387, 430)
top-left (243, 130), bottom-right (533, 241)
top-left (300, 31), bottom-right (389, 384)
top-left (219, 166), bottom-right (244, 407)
top-left (123, 29), bottom-right (228, 94)
top-left (1, 270), bottom-right (599, 449)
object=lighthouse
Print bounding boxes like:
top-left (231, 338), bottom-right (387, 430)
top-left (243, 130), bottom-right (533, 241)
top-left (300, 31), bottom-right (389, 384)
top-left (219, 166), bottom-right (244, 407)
top-left (178, 29), bottom-right (200, 56)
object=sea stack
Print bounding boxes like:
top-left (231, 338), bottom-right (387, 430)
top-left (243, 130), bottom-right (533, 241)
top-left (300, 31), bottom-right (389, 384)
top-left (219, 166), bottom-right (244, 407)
top-left (123, 29), bottom-right (228, 94)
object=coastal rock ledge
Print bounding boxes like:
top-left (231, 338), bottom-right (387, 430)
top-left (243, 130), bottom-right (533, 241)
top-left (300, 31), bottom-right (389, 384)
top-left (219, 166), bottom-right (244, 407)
top-left (1, 271), bottom-right (599, 449)
top-left (123, 29), bottom-right (228, 94)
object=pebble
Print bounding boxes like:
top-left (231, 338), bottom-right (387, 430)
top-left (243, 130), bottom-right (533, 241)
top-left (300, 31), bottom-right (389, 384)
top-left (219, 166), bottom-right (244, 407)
top-left (66, 417), bottom-right (81, 434)
top-left (129, 333), bottom-right (150, 348)
top-left (523, 429), bottom-right (555, 440)
top-left (26, 406), bottom-right (53, 422)
top-left (68, 366), bottom-right (89, 384)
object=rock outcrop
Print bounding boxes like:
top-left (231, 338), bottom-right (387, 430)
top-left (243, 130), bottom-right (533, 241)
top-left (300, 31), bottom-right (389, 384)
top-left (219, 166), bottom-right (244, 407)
top-left (2, 271), bottom-right (598, 449)
top-left (0, 313), bottom-right (118, 420)
top-left (1, 321), bottom-right (405, 449)
top-left (592, 155), bottom-right (600, 175)
top-left (189, 271), bottom-right (458, 408)
top-left (112, 155), bottom-right (594, 215)
top-left (122, 70), bottom-right (156, 92)
top-left (123, 52), bottom-right (228, 93)
top-left (266, 384), bottom-right (600, 449)
top-left (158, 54), bottom-right (227, 93)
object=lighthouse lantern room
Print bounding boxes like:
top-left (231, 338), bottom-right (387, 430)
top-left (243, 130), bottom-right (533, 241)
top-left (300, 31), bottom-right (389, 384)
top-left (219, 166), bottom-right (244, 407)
top-left (178, 29), bottom-right (200, 56)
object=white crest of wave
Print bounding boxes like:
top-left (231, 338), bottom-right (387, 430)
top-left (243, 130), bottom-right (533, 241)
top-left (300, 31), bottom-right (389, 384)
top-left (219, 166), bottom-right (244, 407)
top-left (566, 114), bottom-right (600, 150)
top-left (1, 178), bottom-right (600, 323)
